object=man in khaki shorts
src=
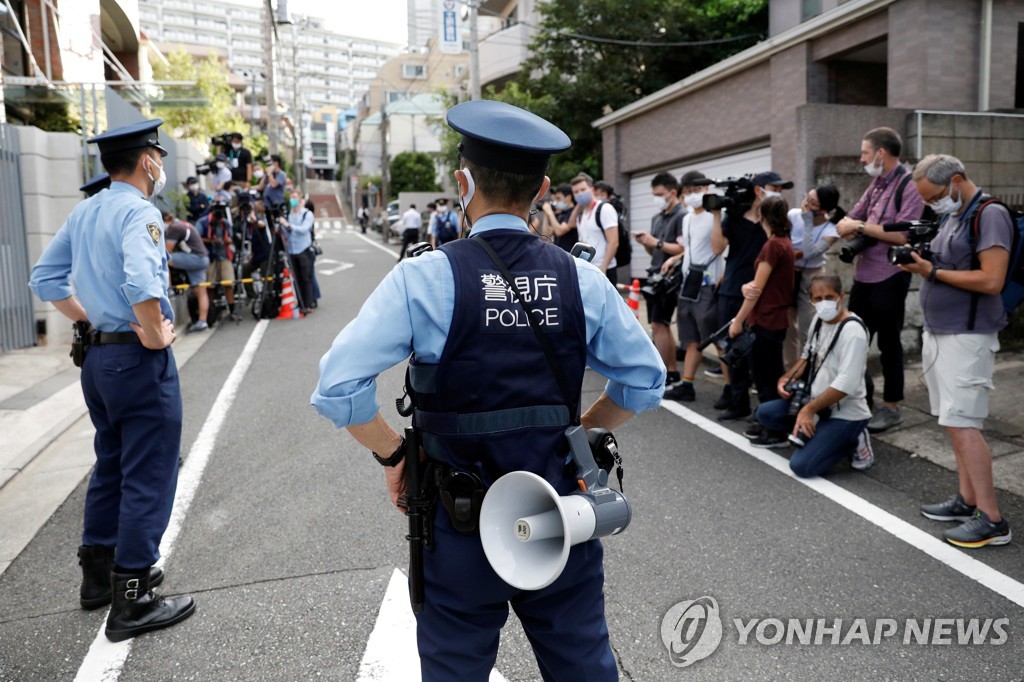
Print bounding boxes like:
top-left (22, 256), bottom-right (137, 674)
top-left (902, 154), bottom-right (1013, 548)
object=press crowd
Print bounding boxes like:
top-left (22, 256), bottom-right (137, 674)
top-left (525, 126), bottom-right (1014, 549)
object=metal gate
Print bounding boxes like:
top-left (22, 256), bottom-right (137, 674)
top-left (0, 123), bottom-right (35, 352)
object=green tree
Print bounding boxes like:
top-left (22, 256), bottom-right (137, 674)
top-left (152, 49), bottom-right (267, 156)
top-left (517, 0), bottom-right (767, 180)
top-left (390, 151), bottom-right (440, 196)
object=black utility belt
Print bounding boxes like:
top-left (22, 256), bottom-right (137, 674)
top-left (88, 331), bottom-right (142, 345)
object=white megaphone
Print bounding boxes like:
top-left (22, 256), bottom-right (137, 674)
top-left (479, 425), bottom-right (631, 591)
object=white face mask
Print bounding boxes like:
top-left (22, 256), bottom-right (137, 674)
top-left (864, 151), bottom-right (884, 178)
top-left (438, 206), bottom-right (448, 214)
top-left (683, 192), bottom-right (704, 209)
top-left (216, 162), bottom-right (225, 170)
top-left (188, 183), bottom-right (199, 192)
top-left (253, 169), bottom-right (264, 179)
top-left (760, 189), bottom-right (781, 201)
top-left (928, 183), bottom-right (962, 215)
top-left (145, 155), bottom-right (166, 198)
top-left (232, 141), bottom-right (242, 150)
top-left (652, 194), bottom-right (668, 211)
top-left (814, 299), bottom-right (841, 322)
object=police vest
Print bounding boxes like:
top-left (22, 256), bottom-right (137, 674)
top-left (410, 229), bottom-right (587, 494)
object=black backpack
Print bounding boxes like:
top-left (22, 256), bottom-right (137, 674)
top-left (593, 200), bottom-right (632, 267)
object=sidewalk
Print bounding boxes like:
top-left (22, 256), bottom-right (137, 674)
top-left (0, 328), bottom-right (214, 576)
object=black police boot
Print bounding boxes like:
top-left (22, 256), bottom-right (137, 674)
top-left (105, 569), bottom-right (195, 642)
top-left (79, 546), bottom-right (164, 610)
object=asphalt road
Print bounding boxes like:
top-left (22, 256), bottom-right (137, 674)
top-left (1, 228), bottom-right (1022, 681)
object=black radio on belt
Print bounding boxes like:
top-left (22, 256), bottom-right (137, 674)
top-left (70, 320), bottom-right (92, 368)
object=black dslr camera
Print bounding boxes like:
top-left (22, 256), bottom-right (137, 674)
top-left (195, 158), bottom-right (217, 176)
top-left (785, 378), bottom-right (811, 416)
top-left (885, 219), bottom-right (939, 265)
top-left (698, 321), bottom-right (755, 367)
top-left (640, 263), bottom-right (683, 298)
top-left (839, 234), bottom-right (876, 263)
top-left (702, 176), bottom-right (756, 212)
top-left (210, 133), bottom-right (232, 149)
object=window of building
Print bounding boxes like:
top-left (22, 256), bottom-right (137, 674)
top-left (403, 64), bottom-right (426, 79)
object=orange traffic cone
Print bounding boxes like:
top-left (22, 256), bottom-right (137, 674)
top-left (276, 267), bottom-right (304, 319)
top-left (627, 279), bottom-right (641, 319)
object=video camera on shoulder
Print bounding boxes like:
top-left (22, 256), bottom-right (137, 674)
top-left (698, 320), bottom-right (755, 366)
top-left (210, 133), bottom-right (232, 149)
top-left (702, 176), bottom-right (756, 212)
top-left (884, 219), bottom-right (940, 265)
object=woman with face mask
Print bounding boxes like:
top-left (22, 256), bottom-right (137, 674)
top-left (784, 184), bottom-right (842, 366)
top-left (747, 274), bottom-right (874, 476)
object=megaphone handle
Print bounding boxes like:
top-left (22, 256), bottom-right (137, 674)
top-left (566, 425), bottom-right (600, 492)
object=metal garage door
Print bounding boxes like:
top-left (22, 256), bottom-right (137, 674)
top-left (626, 146), bottom-right (772, 280)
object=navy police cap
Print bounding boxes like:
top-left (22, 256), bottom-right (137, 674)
top-left (446, 100), bottom-right (570, 175)
top-left (79, 172), bottom-right (111, 197)
top-left (88, 119), bottom-right (167, 157)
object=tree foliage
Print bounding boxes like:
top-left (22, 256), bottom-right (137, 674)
top-left (152, 49), bottom-right (267, 155)
top-left (389, 151), bottom-right (440, 196)
top-left (513, 0), bottom-right (768, 181)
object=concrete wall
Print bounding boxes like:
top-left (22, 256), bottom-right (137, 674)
top-left (16, 127), bottom-right (85, 347)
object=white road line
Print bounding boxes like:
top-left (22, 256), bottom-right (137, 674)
top-left (74, 320), bottom-right (270, 682)
top-left (660, 400), bottom-right (1024, 610)
top-left (357, 568), bottom-right (508, 682)
top-left (352, 231), bottom-right (400, 260)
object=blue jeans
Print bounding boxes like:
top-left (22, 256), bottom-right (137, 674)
top-left (755, 399), bottom-right (869, 478)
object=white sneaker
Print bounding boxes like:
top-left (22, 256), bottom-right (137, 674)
top-left (852, 430), bottom-right (874, 471)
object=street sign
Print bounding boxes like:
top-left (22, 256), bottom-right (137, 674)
top-left (438, 0), bottom-right (461, 55)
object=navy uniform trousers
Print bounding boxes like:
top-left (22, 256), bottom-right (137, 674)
top-left (417, 508), bottom-right (617, 682)
top-left (79, 343), bottom-right (182, 570)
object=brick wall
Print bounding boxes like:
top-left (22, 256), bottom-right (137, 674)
top-left (23, 0), bottom-right (64, 81)
top-left (770, 43), bottom-right (812, 192)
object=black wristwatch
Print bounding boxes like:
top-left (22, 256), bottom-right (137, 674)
top-left (372, 438), bottom-right (406, 467)
top-left (656, 238), bottom-right (665, 251)
top-left (928, 265), bottom-right (941, 283)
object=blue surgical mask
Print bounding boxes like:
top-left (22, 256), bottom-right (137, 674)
top-left (575, 191), bottom-right (593, 207)
top-left (289, 197), bottom-right (299, 208)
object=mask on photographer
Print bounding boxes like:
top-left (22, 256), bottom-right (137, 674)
top-left (575, 191), bottom-right (593, 207)
top-left (253, 169), bottom-right (264, 180)
top-left (188, 183), bottom-right (199, 192)
top-left (232, 142), bottom-right (242, 150)
top-left (760, 189), bottom-right (781, 201)
top-left (814, 299), bottom-right (841, 322)
top-left (216, 162), bottom-right (225, 170)
top-left (683, 192), bottom-right (704, 209)
top-left (927, 183), bottom-right (962, 215)
top-left (652, 194), bottom-right (668, 211)
top-left (553, 200), bottom-right (568, 211)
top-left (864, 151), bottom-right (884, 178)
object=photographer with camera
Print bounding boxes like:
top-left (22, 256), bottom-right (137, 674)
top-left (279, 189), bottom-right (315, 315)
top-left (198, 201), bottom-right (241, 322)
top-left (211, 153), bottom-right (232, 194)
top-left (162, 211), bottom-right (211, 333)
top-left (901, 154), bottom-right (1013, 548)
top-left (635, 173), bottom-right (685, 391)
top-left (835, 127), bottom-right (926, 433)
top-left (748, 275), bottom-right (873, 474)
top-left (710, 171), bottom-right (789, 419)
top-left (258, 155), bottom-right (288, 209)
top-left (241, 196), bottom-right (272, 297)
top-left (785, 185), bottom-right (842, 366)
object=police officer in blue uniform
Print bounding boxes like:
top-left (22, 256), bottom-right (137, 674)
top-left (29, 119), bottom-right (196, 643)
top-left (312, 101), bottom-right (665, 681)
top-left (80, 172), bottom-right (111, 197)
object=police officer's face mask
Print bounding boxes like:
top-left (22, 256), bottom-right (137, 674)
top-left (144, 154), bottom-right (166, 199)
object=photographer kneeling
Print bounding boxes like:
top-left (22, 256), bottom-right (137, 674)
top-left (750, 275), bottom-right (874, 476)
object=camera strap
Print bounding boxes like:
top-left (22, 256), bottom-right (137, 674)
top-left (806, 315), bottom-right (866, 386)
top-left (471, 236), bottom-right (581, 424)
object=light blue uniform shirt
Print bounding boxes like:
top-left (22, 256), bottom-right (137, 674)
top-left (29, 181), bottom-right (172, 332)
top-left (311, 213), bottom-right (666, 427)
top-left (286, 207), bottom-right (314, 254)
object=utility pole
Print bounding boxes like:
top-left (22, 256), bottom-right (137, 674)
top-left (263, 0), bottom-right (278, 154)
top-left (469, 0), bottom-right (481, 100)
top-left (380, 106), bottom-right (390, 241)
top-left (291, 23), bottom-right (302, 192)
top-left (0, 20), bottom-right (7, 124)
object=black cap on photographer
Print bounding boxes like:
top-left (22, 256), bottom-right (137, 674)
top-left (752, 171), bottom-right (793, 189)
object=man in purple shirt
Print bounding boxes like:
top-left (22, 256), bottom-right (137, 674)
top-left (835, 127), bottom-right (925, 433)
top-left (900, 154), bottom-right (1012, 548)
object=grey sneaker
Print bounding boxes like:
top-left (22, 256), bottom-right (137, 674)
top-left (867, 406), bottom-right (903, 433)
top-left (943, 511), bottom-right (1011, 548)
top-left (851, 430), bottom-right (874, 471)
top-left (186, 320), bottom-right (208, 333)
top-left (921, 493), bottom-right (976, 522)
